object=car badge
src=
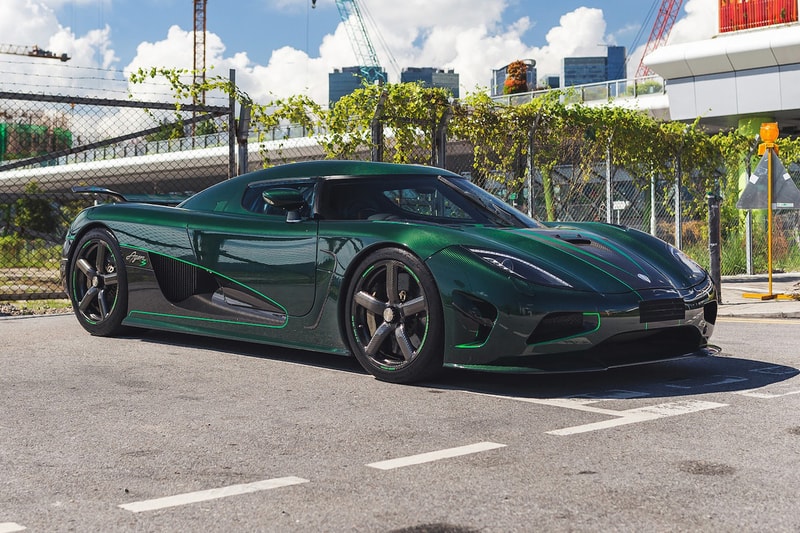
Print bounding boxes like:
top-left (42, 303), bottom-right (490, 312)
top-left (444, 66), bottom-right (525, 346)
top-left (638, 273), bottom-right (651, 283)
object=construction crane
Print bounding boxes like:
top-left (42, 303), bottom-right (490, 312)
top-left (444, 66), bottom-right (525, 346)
top-left (635, 0), bottom-right (684, 78)
top-left (0, 44), bottom-right (70, 62)
top-left (193, 0), bottom-right (207, 103)
top-left (312, 0), bottom-right (393, 84)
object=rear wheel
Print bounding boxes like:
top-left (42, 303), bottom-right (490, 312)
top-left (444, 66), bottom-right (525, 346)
top-left (68, 228), bottom-right (128, 336)
top-left (344, 248), bottom-right (443, 383)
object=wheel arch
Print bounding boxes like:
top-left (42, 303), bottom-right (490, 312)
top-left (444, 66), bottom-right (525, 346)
top-left (65, 222), bottom-right (118, 276)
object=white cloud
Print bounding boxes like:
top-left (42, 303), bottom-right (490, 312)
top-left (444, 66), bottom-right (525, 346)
top-left (668, 0), bottom-right (718, 44)
top-left (0, 0), bottom-right (119, 95)
top-left (2, 0), bottom-right (722, 108)
top-left (627, 0), bottom-right (717, 76)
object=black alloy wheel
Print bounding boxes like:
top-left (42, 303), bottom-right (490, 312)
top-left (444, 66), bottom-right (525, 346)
top-left (69, 228), bottom-right (128, 336)
top-left (345, 248), bottom-right (443, 383)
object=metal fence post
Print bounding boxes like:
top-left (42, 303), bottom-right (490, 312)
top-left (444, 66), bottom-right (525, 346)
top-left (371, 90), bottom-right (387, 162)
top-left (675, 156), bottom-right (682, 249)
top-left (435, 107), bottom-right (451, 167)
top-left (237, 104), bottom-right (251, 176)
top-left (707, 190), bottom-right (722, 304)
top-left (527, 125), bottom-right (534, 218)
top-left (228, 69), bottom-right (237, 178)
top-left (605, 138), bottom-right (612, 223)
top-left (650, 175), bottom-right (657, 236)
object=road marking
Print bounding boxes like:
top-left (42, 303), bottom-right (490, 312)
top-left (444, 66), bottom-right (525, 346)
top-left (0, 524), bottom-right (26, 533)
top-left (367, 442), bottom-right (506, 470)
top-left (547, 399), bottom-right (727, 436)
top-left (736, 388), bottom-right (800, 399)
top-left (568, 389), bottom-right (651, 401)
top-left (718, 317), bottom-right (800, 324)
top-left (118, 476), bottom-right (309, 513)
top-left (665, 375), bottom-right (749, 389)
top-left (465, 391), bottom-right (635, 417)
top-left (749, 365), bottom-right (798, 376)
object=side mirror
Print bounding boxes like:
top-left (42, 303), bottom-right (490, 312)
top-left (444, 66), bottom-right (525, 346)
top-left (261, 188), bottom-right (306, 222)
top-left (262, 188), bottom-right (307, 223)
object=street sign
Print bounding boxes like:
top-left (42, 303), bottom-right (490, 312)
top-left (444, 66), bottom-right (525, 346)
top-left (737, 150), bottom-right (800, 210)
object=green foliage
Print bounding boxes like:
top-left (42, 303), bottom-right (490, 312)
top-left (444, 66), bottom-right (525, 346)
top-left (322, 82), bottom-right (452, 163)
top-left (129, 66), bottom-right (800, 258)
top-left (145, 118), bottom-right (185, 141)
top-left (10, 182), bottom-right (58, 238)
top-left (0, 236), bottom-right (60, 268)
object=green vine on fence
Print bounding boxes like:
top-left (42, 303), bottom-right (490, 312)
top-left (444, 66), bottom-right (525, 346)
top-left (129, 67), bottom-right (800, 241)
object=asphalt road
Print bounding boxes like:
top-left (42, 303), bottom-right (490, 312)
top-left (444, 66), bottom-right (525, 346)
top-left (2, 315), bottom-right (799, 532)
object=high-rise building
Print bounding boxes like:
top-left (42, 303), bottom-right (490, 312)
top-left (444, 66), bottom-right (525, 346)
top-left (562, 46), bottom-right (627, 87)
top-left (400, 67), bottom-right (460, 98)
top-left (328, 66), bottom-right (387, 105)
top-left (540, 75), bottom-right (561, 89)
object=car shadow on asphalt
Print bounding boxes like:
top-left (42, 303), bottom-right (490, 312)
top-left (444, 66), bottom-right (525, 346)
top-left (135, 328), bottom-right (369, 375)
top-left (430, 355), bottom-right (800, 400)
top-left (135, 328), bottom-right (798, 401)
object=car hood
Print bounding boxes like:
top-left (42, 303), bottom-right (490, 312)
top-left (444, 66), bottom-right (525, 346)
top-left (461, 222), bottom-right (707, 294)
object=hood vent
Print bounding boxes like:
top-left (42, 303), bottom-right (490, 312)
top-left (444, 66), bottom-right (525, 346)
top-left (556, 234), bottom-right (618, 262)
top-left (563, 237), bottom-right (592, 246)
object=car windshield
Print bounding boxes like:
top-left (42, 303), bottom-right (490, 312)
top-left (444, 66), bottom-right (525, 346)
top-left (320, 175), bottom-right (539, 228)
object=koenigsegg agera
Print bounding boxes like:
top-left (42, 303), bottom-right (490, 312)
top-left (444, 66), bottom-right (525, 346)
top-left (61, 160), bottom-right (718, 383)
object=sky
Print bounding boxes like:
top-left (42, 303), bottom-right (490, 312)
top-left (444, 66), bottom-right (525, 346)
top-left (0, 0), bottom-right (719, 106)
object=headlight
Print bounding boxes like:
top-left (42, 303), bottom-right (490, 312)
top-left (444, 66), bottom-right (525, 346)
top-left (469, 248), bottom-right (572, 288)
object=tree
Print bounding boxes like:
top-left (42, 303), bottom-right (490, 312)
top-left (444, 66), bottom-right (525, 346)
top-left (13, 182), bottom-right (57, 237)
top-left (503, 60), bottom-right (529, 95)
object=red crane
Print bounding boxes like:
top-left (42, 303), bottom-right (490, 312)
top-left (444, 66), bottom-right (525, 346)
top-left (636, 0), bottom-right (684, 78)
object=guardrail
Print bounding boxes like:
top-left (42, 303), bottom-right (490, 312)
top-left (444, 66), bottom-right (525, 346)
top-left (490, 75), bottom-right (666, 106)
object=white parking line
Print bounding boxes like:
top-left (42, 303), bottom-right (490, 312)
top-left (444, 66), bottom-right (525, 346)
top-left (736, 388), bottom-right (800, 399)
top-left (367, 442), bottom-right (506, 470)
top-left (119, 476), bottom-right (309, 513)
top-left (0, 523), bottom-right (26, 533)
top-left (547, 399), bottom-right (727, 436)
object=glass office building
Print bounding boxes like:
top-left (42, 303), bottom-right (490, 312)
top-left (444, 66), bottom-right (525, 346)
top-left (400, 67), bottom-right (460, 98)
top-left (562, 46), bottom-right (627, 87)
top-left (328, 66), bottom-right (387, 105)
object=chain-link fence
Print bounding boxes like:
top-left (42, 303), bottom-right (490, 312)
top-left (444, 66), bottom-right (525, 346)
top-left (0, 88), bottom-right (234, 299)
top-left (2, 85), bottom-right (799, 301)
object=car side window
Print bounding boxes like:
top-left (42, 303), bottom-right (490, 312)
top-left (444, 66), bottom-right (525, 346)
top-left (384, 187), bottom-right (470, 219)
top-left (242, 183), bottom-right (315, 217)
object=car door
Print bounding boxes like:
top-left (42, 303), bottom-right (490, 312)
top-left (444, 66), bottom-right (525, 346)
top-left (187, 181), bottom-right (318, 318)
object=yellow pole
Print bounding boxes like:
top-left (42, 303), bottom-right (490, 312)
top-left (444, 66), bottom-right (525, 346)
top-left (743, 122), bottom-right (781, 300)
top-left (767, 145), bottom-right (773, 295)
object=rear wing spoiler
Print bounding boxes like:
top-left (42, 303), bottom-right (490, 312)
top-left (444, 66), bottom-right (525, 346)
top-left (71, 186), bottom-right (191, 206)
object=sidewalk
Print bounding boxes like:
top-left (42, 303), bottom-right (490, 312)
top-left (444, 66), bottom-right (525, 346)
top-left (718, 272), bottom-right (800, 319)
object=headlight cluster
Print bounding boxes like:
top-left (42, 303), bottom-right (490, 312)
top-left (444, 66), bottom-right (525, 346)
top-left (469, 248), bottom-right (572, 288)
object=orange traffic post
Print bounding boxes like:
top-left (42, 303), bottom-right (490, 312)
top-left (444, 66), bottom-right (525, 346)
top-left (742, 122), bottom-right (793, 301)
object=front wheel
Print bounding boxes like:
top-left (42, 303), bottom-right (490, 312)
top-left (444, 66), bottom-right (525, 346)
top-left (344, 248), bottom-right (443, 383)
top-left (68, 228), bottom-right (129, 336)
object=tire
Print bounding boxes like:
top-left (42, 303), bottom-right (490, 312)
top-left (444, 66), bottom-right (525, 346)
top-left (68, 228), bottom-right (129, 336)
top-left (344, 248), bottom-right (443, 383)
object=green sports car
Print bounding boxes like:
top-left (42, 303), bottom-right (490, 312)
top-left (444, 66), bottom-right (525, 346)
top-left (61, 160), bottom-right (718, 383)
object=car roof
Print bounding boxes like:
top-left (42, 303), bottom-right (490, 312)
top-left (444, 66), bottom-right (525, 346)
top-left (179, 160), bottom-right (462, 212)
top-left (249, 160), bottom-right (458, 180)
